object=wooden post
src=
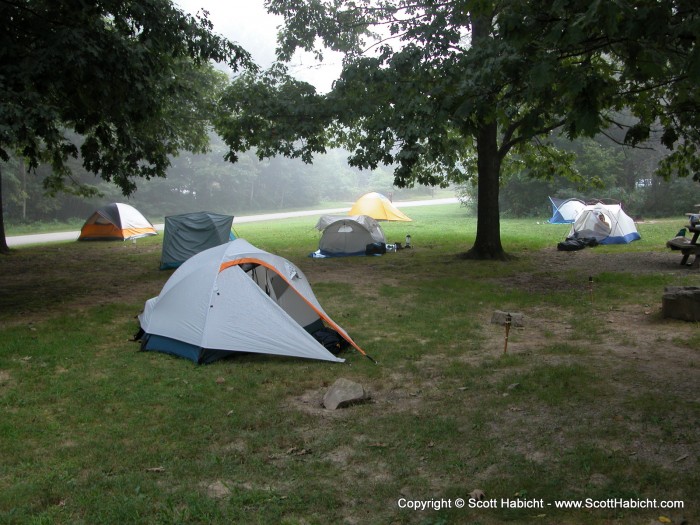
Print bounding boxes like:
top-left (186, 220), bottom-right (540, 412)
top-left (503, 313), bottom-right (512, 353)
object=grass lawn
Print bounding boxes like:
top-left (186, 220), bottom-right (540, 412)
top-left (0, 203), bottom-right (698, 524)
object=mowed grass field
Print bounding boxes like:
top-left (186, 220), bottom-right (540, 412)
top-left (0, 203), bottom-right (698, 525)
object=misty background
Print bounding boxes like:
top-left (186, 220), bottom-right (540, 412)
top-left (3, 129), bottom-right (696, 230)
top-left (1, 1), bottom-right (697, 230)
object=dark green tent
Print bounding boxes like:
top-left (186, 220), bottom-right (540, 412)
top-left (160, 211), bottom-right (235, 270)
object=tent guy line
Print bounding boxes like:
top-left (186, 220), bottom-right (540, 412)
top-left (6, 197), bottom-right (458, 247)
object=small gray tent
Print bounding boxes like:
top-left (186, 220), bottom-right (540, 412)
top-left (311, 215), bottom-right (386, 257)
top-left (160, 211), bottom-right (235, 270)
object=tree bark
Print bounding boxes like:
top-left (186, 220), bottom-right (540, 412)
top-left (20, 157), bottom-right (26, 221)
top-left (462, 119), bottom-right (508, 260)
top-left (0, 165), bottom-right (10, 254)
top-left (460, 11), bottom-right (508, 260)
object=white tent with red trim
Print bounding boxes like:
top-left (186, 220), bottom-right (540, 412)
top-left (138, 238), bottom-right (367, 364)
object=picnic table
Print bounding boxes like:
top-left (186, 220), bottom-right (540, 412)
top-left (679, 209), bottom-right (700, 268)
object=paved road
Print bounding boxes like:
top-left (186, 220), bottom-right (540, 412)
top-left (7, 197), bottom-right (459, 247)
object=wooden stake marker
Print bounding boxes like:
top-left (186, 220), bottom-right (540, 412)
top-left (491, 310), bottom-right (525, 354)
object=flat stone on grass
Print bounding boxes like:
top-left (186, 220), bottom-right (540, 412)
top-left (491, 310), bottom-right (525, 327)
top-left (662, 286), bottom-right (700, 322)
top-left (323, 378), bottom-right (368, 410)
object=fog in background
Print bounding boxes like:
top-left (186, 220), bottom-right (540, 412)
top-left (175, 0), bottom-right (344, 93)
top-left (2, 1), bottom-right (696, 229)
top-left (1, 130), bottom-right (441, 228)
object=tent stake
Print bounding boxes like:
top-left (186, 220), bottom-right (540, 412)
top-left (588, 276), bottom-right (594, 305)
top-left (503, 313), bottom-right (512, 354)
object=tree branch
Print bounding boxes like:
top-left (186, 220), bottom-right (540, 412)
top-left (499, 117), bottom-right (566, 159)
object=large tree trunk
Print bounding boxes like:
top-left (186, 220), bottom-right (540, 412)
top-left (462, 119), bottom-right (508, 260)
top-left (461, 11), bottom-right (507, 260)
top-left (0, 165), bottom-right (10, 254)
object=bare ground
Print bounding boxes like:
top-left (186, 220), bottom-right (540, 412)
top-left (288, 246), bottom-right (700, 524)
top-left (1, 241), bottom-right (698, 523)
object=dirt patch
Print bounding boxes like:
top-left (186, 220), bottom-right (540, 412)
top-left (285, 247), bottom-right (699, 514)
top-left (0, 241), bottom-right (163, 324)
top-left (2, 240), bottom-right (698, 522)
top-left (532, 246), bottom-right (692, 275)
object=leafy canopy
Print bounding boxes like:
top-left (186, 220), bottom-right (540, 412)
top-left (0, 0), bottom-right (255, 196)
top-left (219, 0), bottom-right (699, 186)
top-left (499, 0), bottom-right (700, 181)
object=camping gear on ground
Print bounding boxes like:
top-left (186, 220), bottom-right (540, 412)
top-left (78, 203), bottom-right (157, 241)
top-left (364, 242), bottom-right (386, 256)
top-left (311, 215), bottom-right (386, 258)
top-left (567, 203), bottom-right (640, 244)
top-left (137, 238), bottom-right (371, 364)
top-left (348, 192), bottom-right (413, 222)
top-left (547, 197), bottom-right (586, 224)
top-left (311, 327), bottom-right (350, 355)
top-left (557, 237), bottom-right (599, 251)
top-left (160, 211), bottom-right (235, 270)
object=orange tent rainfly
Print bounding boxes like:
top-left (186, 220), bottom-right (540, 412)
top-left (348, 192), bottom-right (412, 222)
top-left (78, 203), bottom-right (158, 241)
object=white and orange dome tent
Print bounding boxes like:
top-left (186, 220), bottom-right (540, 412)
top-left (138, 238), bottom-right (373, 364)
top-left (78, 203), bottom-right (158, 241)
top-left (348, 192), bottom-right (412, 222)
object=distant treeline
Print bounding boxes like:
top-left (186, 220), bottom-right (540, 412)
top-left (1, 135), bottom-right (435, 225)
top-left (459, 135), bottom-right (699, 219)
top-left (1, 132), bottom-right (697, 226)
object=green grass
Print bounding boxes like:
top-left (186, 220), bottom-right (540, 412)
top-left (1, 203), bottom-right (698, 524)
top-left (4, 218), bottom-right (87, 236)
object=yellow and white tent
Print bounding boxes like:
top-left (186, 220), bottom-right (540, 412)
top-left (348, 192), bottom-right (412, 222)
top-left (78, 203), bottom-right (157, 241)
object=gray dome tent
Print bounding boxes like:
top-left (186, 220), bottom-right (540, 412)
top-left (567, 203), bottom-right (640, 244)
top-left (312, 215), bottom-right (386, 257)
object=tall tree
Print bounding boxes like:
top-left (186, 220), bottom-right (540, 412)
top-left (0, 0), bottom-right (254, 253)
top-left (216, 0), bottom-right (699, 259)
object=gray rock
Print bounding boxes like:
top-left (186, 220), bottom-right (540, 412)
top-left (491, 310), bottom-right (525, 327)
top-left (323, 378), bottom-right (367, 410)
top-left (662, 286), bottom-right (700, 322)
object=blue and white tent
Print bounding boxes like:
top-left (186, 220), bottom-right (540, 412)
top-left (548, 197), bottom-right (586, 224)
top-left (568, 203), bottom-right (640, 244)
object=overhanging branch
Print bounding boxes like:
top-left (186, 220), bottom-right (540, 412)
top-left (499, 117), bottom-right (566, 159)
